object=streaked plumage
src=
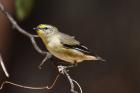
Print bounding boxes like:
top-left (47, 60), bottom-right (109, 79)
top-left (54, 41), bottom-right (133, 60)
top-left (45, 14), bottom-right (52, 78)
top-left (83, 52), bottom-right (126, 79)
top-left (34, 24), bottom-right (105, 64)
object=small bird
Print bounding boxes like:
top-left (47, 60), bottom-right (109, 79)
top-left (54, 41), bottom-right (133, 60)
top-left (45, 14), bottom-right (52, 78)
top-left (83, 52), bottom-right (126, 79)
top-left (34, 24), bottom-right (105, 65)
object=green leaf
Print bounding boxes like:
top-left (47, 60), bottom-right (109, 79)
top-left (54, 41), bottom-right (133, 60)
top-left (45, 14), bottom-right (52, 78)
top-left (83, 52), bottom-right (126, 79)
top-left (15, 0), bottom-right (34, 21)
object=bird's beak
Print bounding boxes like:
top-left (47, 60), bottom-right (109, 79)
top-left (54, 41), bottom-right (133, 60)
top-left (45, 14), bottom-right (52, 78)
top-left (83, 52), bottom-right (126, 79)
top-left (33, 27), bottom-right (38, 30)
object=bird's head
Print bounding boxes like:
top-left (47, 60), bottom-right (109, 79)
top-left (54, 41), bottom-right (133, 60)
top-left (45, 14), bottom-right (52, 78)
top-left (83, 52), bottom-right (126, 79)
top-left (33, 24), bottom-right (58, 36)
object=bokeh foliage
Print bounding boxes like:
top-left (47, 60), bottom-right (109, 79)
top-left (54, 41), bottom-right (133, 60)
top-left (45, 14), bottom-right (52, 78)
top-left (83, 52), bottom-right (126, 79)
top-left (15, 0), bottom-right (34, 21)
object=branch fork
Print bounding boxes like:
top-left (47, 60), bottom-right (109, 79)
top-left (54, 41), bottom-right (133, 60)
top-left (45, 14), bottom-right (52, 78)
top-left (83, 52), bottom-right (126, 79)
top-left (0, 2), bottom-right (83, 93)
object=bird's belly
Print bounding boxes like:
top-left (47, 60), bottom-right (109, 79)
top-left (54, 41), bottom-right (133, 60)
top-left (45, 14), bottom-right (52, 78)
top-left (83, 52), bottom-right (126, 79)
top-left (47, 47), bottom-right (84, 64)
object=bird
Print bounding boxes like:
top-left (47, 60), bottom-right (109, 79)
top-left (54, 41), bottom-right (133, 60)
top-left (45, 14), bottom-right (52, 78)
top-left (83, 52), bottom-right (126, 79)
top-left (34, 24), bottom-right (105, 65)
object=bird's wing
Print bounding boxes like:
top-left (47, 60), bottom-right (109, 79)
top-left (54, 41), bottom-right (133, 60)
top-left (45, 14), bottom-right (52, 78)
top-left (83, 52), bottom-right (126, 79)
top-left (62, 44), bottom-right (90, 54)
top-left (59, 32), bottom-right (90, 54)
top-left (59, 32), bottom-right (80, 45)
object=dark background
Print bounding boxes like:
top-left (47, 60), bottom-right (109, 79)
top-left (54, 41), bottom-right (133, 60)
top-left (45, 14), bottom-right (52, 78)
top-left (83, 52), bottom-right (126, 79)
top-left (0, 0), bottom-right (140, 93)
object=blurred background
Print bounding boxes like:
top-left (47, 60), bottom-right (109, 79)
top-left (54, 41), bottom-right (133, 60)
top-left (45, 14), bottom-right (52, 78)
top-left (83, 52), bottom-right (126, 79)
top-left (0, 0), bottom-right (140, 93)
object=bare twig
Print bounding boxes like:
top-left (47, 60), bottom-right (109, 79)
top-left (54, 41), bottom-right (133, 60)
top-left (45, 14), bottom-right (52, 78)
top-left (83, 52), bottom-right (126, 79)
top-left (0, 2), bottom-right (49, 55)
top-left (0, 3), bottom-right (31, 37)
top-left (30, 37), bottom-right (47, 54)
top-left (0, 65), bottom-right (83, 93)
top-left (0, 54), bottom-right (9, 77)
top-left (72, 79), bottom-right (83, 93)
top-left (0, 1), bottom-right (52, 71)
top-left (38, 52), bottom-right (52, 69)
top-left (58, 65), bottom-right (83, 93)
top-left (0, 74), bottom-right (60, 90)
top-left (0, 2), bottom-right (83, 93)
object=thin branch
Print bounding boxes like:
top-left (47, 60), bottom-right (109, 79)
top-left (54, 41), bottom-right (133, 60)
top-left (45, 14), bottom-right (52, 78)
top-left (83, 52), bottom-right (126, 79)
top-left (0, 3), bottom-right (32, 37)
top-left (0, 65), bottom-right (83, 93)
top-left (0, 2), bottom-right (83, 93)
top-left (0, 74), bottom-right (60, 90)
top-left (38, 52), bottom-right (52, 69)
top-left (72, 79), bottom-right (83, 93)
top-left (30, 37), bottom-right (47, 55)
top-left (0, 54), bottom-right (9, 77)
top-left (0, 1), bottom-right (52, 71)
top-left (58, 65), bottom-right (83, 93)
top-left (0, 2), bottom-right (48, 55)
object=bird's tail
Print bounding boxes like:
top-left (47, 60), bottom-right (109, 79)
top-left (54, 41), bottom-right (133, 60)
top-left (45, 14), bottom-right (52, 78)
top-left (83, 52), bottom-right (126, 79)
top-left (85, 55), bottom-right (106, 62)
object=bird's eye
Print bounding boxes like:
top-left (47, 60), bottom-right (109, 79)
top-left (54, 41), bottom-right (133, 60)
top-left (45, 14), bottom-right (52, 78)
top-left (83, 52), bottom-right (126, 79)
top-left (43, 27), bottom-right (48, 30)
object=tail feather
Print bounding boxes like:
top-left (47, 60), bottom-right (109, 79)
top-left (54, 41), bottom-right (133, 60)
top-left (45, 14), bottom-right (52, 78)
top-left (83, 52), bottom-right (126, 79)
top-left (85, 55), bottom-right (106, 62)
top-left (96, 56), bottom-right (106, 62)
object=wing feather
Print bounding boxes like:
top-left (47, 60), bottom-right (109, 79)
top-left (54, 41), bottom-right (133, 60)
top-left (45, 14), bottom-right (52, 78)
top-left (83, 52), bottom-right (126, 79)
top-left (59, 32), bottom-right (90, 54)
top-left (59, 32), bottom-right (80, 45)
top-left (62, 43), bottom-right (90, 54)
